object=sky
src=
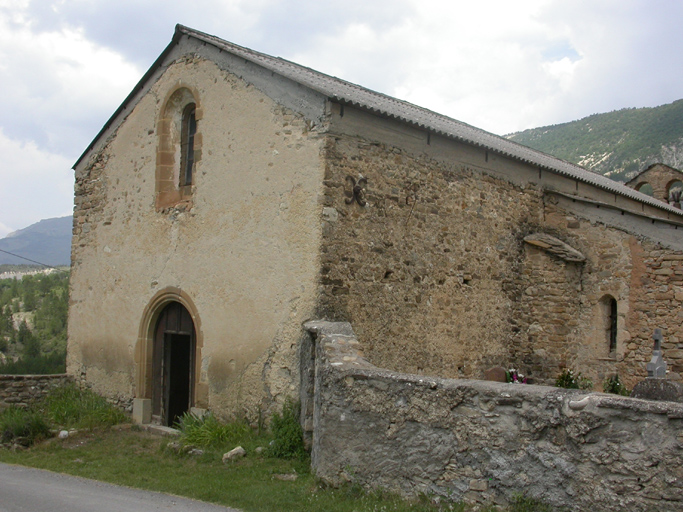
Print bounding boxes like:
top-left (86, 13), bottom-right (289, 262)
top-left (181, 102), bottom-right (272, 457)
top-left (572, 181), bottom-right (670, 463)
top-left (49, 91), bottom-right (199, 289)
top-left (1, 0), bottom-right (682, 237)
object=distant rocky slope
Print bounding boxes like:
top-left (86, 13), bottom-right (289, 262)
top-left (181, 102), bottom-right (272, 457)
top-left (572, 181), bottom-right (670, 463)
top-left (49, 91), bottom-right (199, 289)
top-left (506, 99), bottom-right (683, 182)
top-left (0, 216), bottom-right (72, 266)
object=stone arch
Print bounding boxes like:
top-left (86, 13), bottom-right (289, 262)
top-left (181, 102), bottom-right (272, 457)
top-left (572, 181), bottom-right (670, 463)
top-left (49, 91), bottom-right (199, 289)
top-left (135, 287), bottom-right (203, 415)
top-left (634, 181), bottom-right (654, 196)
top-left (156, 84), bottom-right (203, 210)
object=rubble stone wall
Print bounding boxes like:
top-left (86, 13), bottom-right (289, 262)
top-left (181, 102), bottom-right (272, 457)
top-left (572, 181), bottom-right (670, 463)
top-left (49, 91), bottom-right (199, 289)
top-left (319, 110), bottom-right (683, 388)
top-left (306, 322), bottom-right (683, 512)
top-left (0, 374), bottom-right (73, 410)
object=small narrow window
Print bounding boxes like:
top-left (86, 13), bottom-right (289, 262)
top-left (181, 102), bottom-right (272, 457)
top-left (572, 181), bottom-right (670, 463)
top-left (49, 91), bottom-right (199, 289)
top-left (608, 297), bottom-right (618, 355)
top-left (181, 103), bottom-right (196, 187)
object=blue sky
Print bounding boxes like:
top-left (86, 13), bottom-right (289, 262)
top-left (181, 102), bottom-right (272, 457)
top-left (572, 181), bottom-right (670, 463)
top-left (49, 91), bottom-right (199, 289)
top-left (1, 0), bottom-right (682, 236)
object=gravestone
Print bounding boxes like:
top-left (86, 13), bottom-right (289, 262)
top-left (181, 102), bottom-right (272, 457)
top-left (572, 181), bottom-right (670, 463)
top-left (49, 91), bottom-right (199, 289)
top-left (646, 329), bottom-right (667, 378)
top-left (484, 366), bottom-right (507, 383)
top-left (631, 329), bottom-right (683, 402)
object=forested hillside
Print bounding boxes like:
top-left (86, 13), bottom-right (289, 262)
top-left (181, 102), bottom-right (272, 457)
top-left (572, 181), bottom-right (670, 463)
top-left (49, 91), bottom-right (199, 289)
top-left (506, 99), bottom-right (683, 182)
top-left (0, 267), bottom-right (69, 374)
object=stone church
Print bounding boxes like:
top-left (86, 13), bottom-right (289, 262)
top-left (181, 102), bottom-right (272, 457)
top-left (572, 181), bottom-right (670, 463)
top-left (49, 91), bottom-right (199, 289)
top-left (67, 25), bottom-right (683, 426)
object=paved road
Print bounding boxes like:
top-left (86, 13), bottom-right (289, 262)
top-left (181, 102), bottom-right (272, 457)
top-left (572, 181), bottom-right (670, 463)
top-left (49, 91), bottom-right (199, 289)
top-left (0, 463), bottom-right (241, 512)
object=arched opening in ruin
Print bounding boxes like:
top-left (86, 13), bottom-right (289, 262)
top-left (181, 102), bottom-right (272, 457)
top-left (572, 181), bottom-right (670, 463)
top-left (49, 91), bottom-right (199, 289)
top-left (634, 182), bottom-right (654, 196)
top-left (666, 179), bottom-right (683, 206)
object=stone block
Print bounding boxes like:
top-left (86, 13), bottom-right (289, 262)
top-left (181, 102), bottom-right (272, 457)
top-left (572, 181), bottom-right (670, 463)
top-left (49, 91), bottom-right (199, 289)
top-left (132, 398), bottom-right (152, 424)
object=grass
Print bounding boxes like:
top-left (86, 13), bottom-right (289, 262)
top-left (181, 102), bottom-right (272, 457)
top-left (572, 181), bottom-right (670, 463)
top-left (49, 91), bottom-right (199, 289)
top-left (38, 383), bottom-right (127, 430)
top-left (0, 407), bottom-right (51, 445)
top-left (0, 385), bottom-right (560, 512)
top-left (0, 427), bottom-right (456, 512)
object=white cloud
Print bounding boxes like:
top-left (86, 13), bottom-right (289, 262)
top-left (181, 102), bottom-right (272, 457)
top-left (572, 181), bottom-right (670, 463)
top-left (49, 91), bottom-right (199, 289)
top-left (0, 5), bottom-right (142, 155)
top-left (1, 0), bottom-right (683, 233)
top-left (286, 0), bottom-right (683, 134)
top-left (0, 128), bottom-right (73, 237)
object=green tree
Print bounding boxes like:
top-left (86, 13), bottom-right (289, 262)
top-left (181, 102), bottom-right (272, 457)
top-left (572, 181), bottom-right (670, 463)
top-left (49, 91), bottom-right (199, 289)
top-left (18, 320), bottom-right (40, 359)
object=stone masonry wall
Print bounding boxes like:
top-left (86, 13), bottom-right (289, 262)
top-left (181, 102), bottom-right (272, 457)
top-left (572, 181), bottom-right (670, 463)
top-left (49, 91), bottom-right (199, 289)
top-left (0, 374), bottom-right (73, 410)
top-left (306, 322), bottom-right (683, 512)
top-left (626, 243), bottom-right (683, 383)
top-left (319, 132), bottom-right (683, 389)
top-left (319, 134), bottom-right (545, 380)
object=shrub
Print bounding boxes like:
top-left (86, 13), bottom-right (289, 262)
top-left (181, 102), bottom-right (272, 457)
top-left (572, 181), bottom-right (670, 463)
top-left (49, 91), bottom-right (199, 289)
top-left (0, 351), bottom-right (66, 375)
top-left (176, 412), bottom-right (252, 449)
top-left (39, 383), bottom-right (126, 430)
top-left (603, 374), bottom-right (630, 396)
top-left (555, 369), bottom-right (592, 390)
top-left (267, 397), bottom-right (306, 460)
top-left (0, 406), bottom-right (51, 446)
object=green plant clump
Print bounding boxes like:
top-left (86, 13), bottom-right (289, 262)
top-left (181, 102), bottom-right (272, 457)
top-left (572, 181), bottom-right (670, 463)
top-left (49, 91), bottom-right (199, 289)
top-left (603, 374), bottom-right (630, 396)
top-left (555, 369), bottom-right (593, 390)
top-left (267, 397), bottom-right (307, 460)
top-left (0, 406), bottom-right (51, 446)
top-left (176, 411), bottom-right (253, 449)
top-left (508, 494), bottom-right (558, 512)
top-left (39, 383), bottom-right (127, 430)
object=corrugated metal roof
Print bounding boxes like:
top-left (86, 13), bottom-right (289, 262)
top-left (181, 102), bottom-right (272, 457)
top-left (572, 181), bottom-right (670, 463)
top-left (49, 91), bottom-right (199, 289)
top-left (80, 24), bottom-right (683, 218)
top-left (178, 26), bottom-right (682, 217)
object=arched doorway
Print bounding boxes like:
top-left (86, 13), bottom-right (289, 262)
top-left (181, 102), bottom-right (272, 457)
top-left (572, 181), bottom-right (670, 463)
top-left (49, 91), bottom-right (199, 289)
top-left (152, 301), bottom-right (196, 426)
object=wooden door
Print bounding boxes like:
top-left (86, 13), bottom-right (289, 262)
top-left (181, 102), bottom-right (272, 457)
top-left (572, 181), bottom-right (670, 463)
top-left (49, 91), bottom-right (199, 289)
top-left (152, 302), bottom-right (195, 426)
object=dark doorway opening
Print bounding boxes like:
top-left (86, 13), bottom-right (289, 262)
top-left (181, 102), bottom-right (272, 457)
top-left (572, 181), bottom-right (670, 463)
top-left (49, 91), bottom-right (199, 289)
top-left (152, 302), bottom-right (195, 426)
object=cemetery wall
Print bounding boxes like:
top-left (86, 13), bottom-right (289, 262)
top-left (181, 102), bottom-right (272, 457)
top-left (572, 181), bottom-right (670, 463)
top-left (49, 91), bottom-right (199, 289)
top-left (306, 322), bottom-right (683, 512)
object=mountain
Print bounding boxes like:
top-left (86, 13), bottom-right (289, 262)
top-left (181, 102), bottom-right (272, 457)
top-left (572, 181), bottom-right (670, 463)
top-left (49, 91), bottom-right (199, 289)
top-left (0, 216), bottom-right (72, 266)
top-left (506, 99), bottom-right (683, 182)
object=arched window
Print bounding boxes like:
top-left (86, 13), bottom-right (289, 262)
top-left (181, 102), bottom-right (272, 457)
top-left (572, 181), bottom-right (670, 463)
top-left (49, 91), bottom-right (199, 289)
top-left (156, 86), bottom-right (201, 210)
top-left (181, 103), bottom-right (196, 187)
top-left (607, 297), bottom-right (617, 355)
top-left (598, 295), bottom-right (618, 357)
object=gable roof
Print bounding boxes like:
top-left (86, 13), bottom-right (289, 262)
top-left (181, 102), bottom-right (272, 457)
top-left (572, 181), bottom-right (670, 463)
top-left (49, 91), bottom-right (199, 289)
top-left (76, 24), bottom-right (683, 218)
top-left (626, 163), bottom-right (683, 186)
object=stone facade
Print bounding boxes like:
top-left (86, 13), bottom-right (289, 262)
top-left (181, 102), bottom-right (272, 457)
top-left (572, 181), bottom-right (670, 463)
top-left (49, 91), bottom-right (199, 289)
top-left (69, 26), bottom-right (683, 425)
top-left (69, 41), bottom-right (325, 424)
top-left (0, 374), bottom-right (73, 410)
top-left (306, 322), bottom-right (683, 512)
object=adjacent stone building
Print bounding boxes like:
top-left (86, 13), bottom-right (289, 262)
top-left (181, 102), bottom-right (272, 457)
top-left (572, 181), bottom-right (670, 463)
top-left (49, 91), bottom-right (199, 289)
top-left (68, 25), bottom-right (683, 426)
top-left (626, 163), bottom-right (683, 206)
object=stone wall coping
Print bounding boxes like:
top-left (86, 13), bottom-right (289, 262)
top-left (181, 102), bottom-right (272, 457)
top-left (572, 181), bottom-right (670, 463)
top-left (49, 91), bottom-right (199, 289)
top-left (306, 320), bottom-right (683, 416)
top-left (0, 374), bottom-right (70, 381)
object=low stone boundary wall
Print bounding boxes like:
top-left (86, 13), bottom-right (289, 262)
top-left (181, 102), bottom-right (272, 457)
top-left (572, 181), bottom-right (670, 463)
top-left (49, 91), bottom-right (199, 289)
top-left (0, 374), bottom-right (73, 409)
top-left (304, 321), bottom-right (683, 512)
